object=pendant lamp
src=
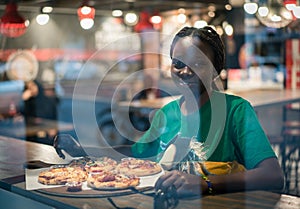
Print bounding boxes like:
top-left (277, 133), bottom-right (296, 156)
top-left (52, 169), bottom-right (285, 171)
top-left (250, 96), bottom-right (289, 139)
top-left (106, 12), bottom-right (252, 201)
top-left (0, 2), bottom-right (28, 38)
top-left (256, 0), bottom-right (293, 28)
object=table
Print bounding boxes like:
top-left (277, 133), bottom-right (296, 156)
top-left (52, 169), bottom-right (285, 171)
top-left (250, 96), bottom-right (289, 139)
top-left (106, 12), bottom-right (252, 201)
top-left (25, 117), bottom-right (74, 138)
top-left (1, 135), bottom-right (300, 209)
top-left (0, 117), bottom-right (74, 143)
top-left (226, 89), bottom-right (300, 108)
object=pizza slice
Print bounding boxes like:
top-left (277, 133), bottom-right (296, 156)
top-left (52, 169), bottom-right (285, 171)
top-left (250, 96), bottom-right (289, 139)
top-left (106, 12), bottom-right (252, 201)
top-left (38, 166), bottom-right (88, 185)
top-left (87, 171), bottom-right (139, 189)
top-left (117, 158), bottom-right (162, 177)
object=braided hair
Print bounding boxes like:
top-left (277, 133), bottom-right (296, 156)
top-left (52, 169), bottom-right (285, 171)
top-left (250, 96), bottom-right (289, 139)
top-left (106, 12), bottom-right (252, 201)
top-left (170, 26), bottom-right (225, 74)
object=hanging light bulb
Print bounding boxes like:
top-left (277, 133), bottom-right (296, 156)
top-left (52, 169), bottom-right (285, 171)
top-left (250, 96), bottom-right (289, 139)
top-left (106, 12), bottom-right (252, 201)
top-left (150, 14), bottom-right (161, 25)
top-left (0, 2), bottom-right (29, 38)
top-left (256, 0), bottom-right (293, 28)
top-left (244, 1), bottom-right (258, 14)
top-left (258, 5), bottom-right (269, 17)
top-left (36, 13), bottom-right (49, 25)
top-left (36, 6), bottom-right (51, 26)
top-left (124, 11), bottom-right (139, 26)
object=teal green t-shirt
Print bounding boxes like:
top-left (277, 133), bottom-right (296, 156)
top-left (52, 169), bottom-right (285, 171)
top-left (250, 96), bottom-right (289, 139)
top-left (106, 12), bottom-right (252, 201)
top-left (131, 91), bottom-right (276, 169)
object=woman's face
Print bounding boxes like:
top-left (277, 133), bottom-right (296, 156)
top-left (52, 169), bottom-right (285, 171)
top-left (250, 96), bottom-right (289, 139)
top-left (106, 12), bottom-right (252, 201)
top-left (171, 36), bottom-right (215, 98)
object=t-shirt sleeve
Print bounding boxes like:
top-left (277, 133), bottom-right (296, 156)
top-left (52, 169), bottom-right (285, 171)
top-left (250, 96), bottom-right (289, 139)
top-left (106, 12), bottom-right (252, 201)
top-left (232, 100), bottom-right (277, 169)
top-left (131, 109), bottom-right (164, 159)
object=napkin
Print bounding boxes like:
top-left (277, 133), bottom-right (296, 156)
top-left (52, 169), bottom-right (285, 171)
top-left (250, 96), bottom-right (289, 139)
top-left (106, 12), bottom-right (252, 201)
top-left (159, 136), bottom-right (191, 170)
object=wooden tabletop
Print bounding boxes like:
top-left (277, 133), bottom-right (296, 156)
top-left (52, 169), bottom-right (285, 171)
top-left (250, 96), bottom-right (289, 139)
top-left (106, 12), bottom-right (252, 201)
top-left (8, 184), bottom-right (300, 209)
top-left (118, 89), bottom-right (300, 110)
top-left (1, 135), bottom-right (300, 209)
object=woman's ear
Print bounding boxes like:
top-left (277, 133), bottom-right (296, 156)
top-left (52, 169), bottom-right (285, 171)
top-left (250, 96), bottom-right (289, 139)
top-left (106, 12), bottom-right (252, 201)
top-left (212, 75), bottom-right (224, 91)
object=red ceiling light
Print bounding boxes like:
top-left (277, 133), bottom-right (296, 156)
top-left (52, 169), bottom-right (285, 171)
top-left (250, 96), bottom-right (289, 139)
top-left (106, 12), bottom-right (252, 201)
top-left (77, 3), bottom-right (95, 30)
top-left (134, 11), bottom-right (153, 32)
top-left (0, 3), bottom-right (28, 38)
top-left (150, 12), bottom-right (162, 30)
top-left (77, 5), bottom-right (95, 20)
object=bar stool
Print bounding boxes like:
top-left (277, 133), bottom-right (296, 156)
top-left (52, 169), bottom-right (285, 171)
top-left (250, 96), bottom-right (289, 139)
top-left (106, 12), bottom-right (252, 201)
top-left (281, 102), bottom-right (300, 195)
top-left (282, 129), bottom-right (300, 195)
top-left (267, 103), bottom-right (300, 156)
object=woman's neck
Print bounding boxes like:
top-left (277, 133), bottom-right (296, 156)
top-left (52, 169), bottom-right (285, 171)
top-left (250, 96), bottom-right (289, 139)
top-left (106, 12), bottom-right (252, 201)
top-left (180, 90), bottom-right (211, 115)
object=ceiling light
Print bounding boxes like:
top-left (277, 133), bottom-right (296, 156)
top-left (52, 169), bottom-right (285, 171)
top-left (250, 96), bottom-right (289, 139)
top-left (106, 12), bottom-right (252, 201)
top-left (36, 6), bottom-right (51, 26)
top-left (194, 20), bottom-right (208, 28)
top-left (42, 6), bottom-right (53, 13)
top-left (80, 18), bottom-right (94, 30)
top-left (36, 14), bottom-right (49, 25)
top-left (256, 0), bottom-right (293, 28)
top-left (112, 10), bottom-right (123, 17)
top-left (150, 15), bottom-right (161, 24)
top-left (215, 25), bottom-right (224, 36)
top-left (284, 0), bottom-right (297, 10)
top-left (293, 6), bottom-right (300, 18)
top-left (77, 4), bottom-right (95, 30)
top-left (258, 5), bottom-right (269, 17)
top-left (244, 1), bottom-right (258, 14)
top-left (208, 11), bottom-right (216, 17)
top-left (177, 9), bottom-right (186, 24)
top-left (225, 4), bottom-right (233, 10)
top-left (0, 2), bottom-right (28, 38)
top-left (124, 12), bottom-right (139, 26)
top-left (224, 24), bottom-right (234, 36)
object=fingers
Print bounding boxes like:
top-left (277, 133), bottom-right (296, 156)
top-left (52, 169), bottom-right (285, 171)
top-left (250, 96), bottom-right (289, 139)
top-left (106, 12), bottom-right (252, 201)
top-left (55, 148), bottom-right (65, 159)
top-left (53, 135), bottom-right (65, 159)
top-left (155, 171), bottom-right (202, 197)
top-left (155, 170), bottom-right (183, 191)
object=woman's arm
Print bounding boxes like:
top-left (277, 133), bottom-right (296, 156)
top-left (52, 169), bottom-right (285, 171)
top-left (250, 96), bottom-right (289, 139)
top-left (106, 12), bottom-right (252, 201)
top-left (155, 157), bottom-right (284, 197)
top-left (208, 158), bottom-right (284, 193)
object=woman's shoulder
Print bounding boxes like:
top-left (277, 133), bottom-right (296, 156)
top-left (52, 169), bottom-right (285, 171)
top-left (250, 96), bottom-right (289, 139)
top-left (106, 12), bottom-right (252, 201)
top-left (213, 90), bottom-right (250, 105)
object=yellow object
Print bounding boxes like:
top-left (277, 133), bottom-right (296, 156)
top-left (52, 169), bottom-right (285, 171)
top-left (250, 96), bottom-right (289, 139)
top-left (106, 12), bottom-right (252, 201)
top-left (196, 161), bottom-right (246, 176)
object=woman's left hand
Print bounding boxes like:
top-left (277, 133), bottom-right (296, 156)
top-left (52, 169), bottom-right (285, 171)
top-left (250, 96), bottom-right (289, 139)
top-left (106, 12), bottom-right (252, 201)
top-left (154, 170), bottom-right (204, 197)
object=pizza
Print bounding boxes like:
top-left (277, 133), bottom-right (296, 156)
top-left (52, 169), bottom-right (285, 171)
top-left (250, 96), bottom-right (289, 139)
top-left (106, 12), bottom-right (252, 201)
top-left (38, 166), bottom-right (88, 185)
top-left (87, 171), bottom-right (139, 189)
top-left (37, 157), bottom-right (161, 189)
top-left (117, 158), bottom-right (162, 177)
top-left (84, 157), bottom-right (117, 173)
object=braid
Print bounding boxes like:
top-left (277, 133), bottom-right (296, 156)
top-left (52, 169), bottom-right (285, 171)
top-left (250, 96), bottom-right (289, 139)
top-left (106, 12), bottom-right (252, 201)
top-left (170, 26), bottom-right (225, 74)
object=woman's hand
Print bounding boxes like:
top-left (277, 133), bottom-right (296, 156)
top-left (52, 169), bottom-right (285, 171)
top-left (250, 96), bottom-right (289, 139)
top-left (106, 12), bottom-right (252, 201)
top-left (53, 134), bottom-right (87, 159)
top-left (155, 170), bottom-right (205, 197)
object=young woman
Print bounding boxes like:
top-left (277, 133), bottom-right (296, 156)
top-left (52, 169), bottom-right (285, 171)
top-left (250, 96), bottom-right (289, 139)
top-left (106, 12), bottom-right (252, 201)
top-left (54, 26), bottom-right (284, 197)
top-left (131, 26), bottom-right (284, 196)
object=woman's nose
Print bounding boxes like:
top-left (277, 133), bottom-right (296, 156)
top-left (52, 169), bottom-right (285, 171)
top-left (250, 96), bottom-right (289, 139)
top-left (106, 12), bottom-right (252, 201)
top-left (179, 66), bottom-right (193, 75)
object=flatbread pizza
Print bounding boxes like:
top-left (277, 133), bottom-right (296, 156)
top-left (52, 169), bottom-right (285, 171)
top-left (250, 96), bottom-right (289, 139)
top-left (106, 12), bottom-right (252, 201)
top-left (87, 171), bottom-right (139, 189)
top-left (84, 157), bottom-right (118, 173)
top-left (38, 166), bottom-right (88, 185)
top-left (117, 158), bottom-right (162, 177)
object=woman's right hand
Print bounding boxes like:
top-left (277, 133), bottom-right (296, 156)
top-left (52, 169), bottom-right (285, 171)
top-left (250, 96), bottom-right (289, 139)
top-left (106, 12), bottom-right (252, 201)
top-left (154, 170), bottom-right (204, 197)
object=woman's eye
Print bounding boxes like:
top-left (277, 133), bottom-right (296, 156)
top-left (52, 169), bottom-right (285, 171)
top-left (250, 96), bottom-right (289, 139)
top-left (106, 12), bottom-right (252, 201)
top-left (172, 59), bottom-right (186, 69)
